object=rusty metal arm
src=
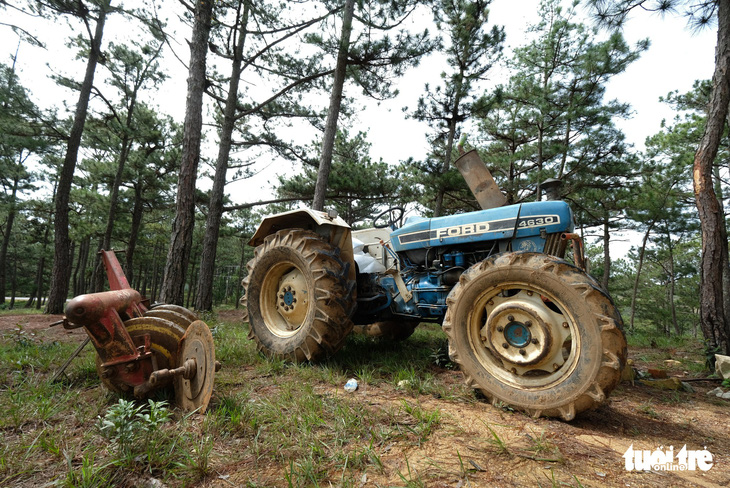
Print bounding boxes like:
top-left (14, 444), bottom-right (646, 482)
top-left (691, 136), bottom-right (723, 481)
top-left (561, 233), bottom-right (588, 272)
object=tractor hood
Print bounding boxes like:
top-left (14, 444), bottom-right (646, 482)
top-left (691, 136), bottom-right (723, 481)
top-left (390, 201), bottom-right (574, 253)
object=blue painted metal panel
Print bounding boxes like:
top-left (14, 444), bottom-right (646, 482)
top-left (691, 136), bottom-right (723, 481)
top-left (390, 201), bottom-right (573, 253)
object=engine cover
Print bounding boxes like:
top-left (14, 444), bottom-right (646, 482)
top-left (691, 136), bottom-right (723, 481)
top-left (389, 201), bottom-right (573, 254)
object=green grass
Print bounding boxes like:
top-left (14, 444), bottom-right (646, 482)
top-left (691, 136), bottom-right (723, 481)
top-left (4, 307), bottom-right (683, 486)
top-left (0, 309), bottom-right (460, 486)
top-left (624, 327), bottom-right (701, 350)
top-left (0, 303), bottom-right (45, 315)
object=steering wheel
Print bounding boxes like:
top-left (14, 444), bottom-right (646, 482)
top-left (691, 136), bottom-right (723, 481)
top-left (373, 206), bottom-right (405, 229)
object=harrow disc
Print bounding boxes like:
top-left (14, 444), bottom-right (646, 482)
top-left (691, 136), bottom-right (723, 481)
top-left (175, 320), bottom-right (216, 413)
top-left (144, 308), bottom-right (195, 329)
top-left (150, 304), bottom-right (199, 324)
top-left (96, 316), bottom-right (187, 394)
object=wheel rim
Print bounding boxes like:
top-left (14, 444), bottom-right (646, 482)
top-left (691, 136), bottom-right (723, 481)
top-left (259, 261), bottom-right (311, 338)
top-left (470, 283), bottom-right (578, 389)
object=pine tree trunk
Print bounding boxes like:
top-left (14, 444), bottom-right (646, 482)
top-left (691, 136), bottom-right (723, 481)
top-left (46, 0), bottom-right (111, 313)
top-left (235, 238), bottom-right (246, 309)
top-left (159, 0), bottom-right (214, 305)
top-left (93, 131), bottom-right (135, 292)
top-left (694, 0), bottom-right (730, 355)
top-left (713, 164), bottom-right (730, 331)
top-left (196, 2), bottom-right (249, 311)
top-left (312, 0), bottom-right (355, 211)
top-left (34, 220), bottom-right (50, 310)
top-left (0, 173), bottom-right (18, 305)
top-left (151, 242), bottom-right (160, 301)
top-left (667, 234), bottom-right (680, 336)
top-left (9, 249), bottom-right (16, 309)
top-left (630, 221), bottom-right (654, 330)
top-left (434, 117), bottom-right (459, 218)
top-left (126, 183), bottom-right (144, 286)
top-left (74, 237), bottom-right (90, 296)
top-left (602, 218), bottom-right (610, 291)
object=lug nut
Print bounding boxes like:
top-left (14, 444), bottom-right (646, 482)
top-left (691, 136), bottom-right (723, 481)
top-left (507, 315), bottom-right (514, 322)
top-left (502, 343), bottom-right (509, 349)
top-left (562, 322), bottom-right (569, 328)
top-left (527, 290), bottom-right (533, 296)
top-left (519, 349), bottom-right (526, 355)
top-left (531, 338), bottom-right (539, 345)
top-left (497, 326), bottom-right (504, 332)
top-left (525, 320), bottom-right (532, 327)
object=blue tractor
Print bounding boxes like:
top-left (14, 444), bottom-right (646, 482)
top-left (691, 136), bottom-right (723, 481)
top-left (241, 149), bottom-right (626, 420)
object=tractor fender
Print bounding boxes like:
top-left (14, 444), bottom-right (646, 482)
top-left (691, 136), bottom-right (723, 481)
top-left (249, 208), bottom-right (356, 283)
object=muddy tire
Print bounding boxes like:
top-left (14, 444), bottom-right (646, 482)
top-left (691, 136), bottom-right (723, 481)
top-left (443, 252), bottom-right (626, 420)
top-left (242, 229), bottom-right (355, 362)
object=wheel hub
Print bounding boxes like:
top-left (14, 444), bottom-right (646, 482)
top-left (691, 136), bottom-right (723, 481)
top-left (481, 290), bottom-right (570, 375)
top-left (504, 321), bottom-right (531, 348)
top-left (275, 269), bottom-right (308, 331)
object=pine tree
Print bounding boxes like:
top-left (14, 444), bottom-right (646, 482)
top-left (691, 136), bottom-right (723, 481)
top-left (44, 0), bottom-right (114, 314)
top-left (159, 0), bottom-right (214, 305)
top-left (410, 0), bottom-right (504, 217)
top-left (588, 0), bottom-right (730, 357)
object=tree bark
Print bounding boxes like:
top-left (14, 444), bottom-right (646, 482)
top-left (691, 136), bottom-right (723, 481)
top-left (235, 237), bottom-right (246, 309)
top-left (312, 0), bottom-right (355, 211)
top-left (0, 171), bottom-right (19, 304)
top-left (92, 130), bottom-right (134, 292)
top-left (694, 0), bottom-right (730, 355)
top-left (602, 217), bottom-right (610, 291)
top-left (630, 221), bottom-right (653, 330)
top-left (195, 1), bottom-right (249, 311)
top-left (45, 0), bottom-right (111, 313)
top-left (434, 116), bottom-right (459, 218)
top-left (125, 182), bottom-right (144, 285)
top-left (713, 163), bottom-right (730, 330)
top-left (34, 217), bottom-right (51, 310)
top-left (159, 0), bottom-right (214, 305)
top-left (667, 233), bottom-right (680, 336)
top-left (74, 237), bottom-right (90, 296)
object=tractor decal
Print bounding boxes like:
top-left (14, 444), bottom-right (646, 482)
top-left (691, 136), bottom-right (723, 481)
top-left (395, 214), bottom-right (561, 246)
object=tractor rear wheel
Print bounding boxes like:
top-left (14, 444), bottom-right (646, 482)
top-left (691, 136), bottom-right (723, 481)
top-left (443, 252), bottom-right (626, 420)
top-left (242, 229), bottom-right (355, 362)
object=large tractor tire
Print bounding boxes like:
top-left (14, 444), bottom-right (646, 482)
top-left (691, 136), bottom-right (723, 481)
top-left (242, 229), bottom-right (355, 362)
top-left (443, 252), bottom-right (626, 420)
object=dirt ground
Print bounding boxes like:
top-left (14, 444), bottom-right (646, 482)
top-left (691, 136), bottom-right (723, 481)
top-left (2, 312), bottom-right (729, 487)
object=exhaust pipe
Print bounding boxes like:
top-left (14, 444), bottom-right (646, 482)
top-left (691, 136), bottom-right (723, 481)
top-left (453, 149), bottom-right (507, 210)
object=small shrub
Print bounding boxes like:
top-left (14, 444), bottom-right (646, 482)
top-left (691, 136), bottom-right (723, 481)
top-left (96, 398), bottom-right (171, 467)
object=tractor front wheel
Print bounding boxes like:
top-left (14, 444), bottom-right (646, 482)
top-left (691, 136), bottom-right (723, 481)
top-left (443, 252), bottom-right (626, 420)
top-left (242, 229), bottom-right (355, 362)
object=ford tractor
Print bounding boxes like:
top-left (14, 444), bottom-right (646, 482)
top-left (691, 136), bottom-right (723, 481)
top-left (241, 149), bottom-right (626, 420)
